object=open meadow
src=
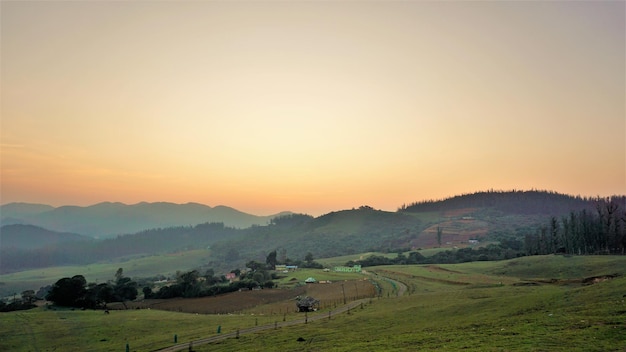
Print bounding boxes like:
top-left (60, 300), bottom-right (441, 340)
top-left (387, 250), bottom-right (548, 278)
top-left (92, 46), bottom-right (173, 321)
top-left (1, 255), bottom-right (625, 351)
top-left (0, 250), bottom-right (210, 297)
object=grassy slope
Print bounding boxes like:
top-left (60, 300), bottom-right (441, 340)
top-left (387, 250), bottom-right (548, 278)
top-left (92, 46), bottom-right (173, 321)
top-left (203, 255), bottom-right (626, 352)
top-left (1, 255), bottom-right (625, 351)
top-left (0, 250), bottom-right (210, 296)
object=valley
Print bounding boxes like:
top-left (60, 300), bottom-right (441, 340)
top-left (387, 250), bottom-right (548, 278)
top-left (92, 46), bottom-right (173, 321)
top-left (1, 191), bottom-right (625, 350)
top-left (1, 255), bottom-right (624, 351)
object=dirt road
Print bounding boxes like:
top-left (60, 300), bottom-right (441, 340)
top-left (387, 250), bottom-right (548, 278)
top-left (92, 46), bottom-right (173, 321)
top-left (153, 273), bottom-right (405, 351)
top-left (153, 298), bottom-right (370, 352)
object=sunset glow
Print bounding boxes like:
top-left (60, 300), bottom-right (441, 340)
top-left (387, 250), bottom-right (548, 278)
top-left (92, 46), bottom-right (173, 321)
top-left (1, 1), bottom-right (624, 216)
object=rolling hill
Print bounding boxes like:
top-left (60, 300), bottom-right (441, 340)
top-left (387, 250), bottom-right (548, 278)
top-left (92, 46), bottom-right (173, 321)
top-left (0, 201), bottom-right (291, 238)
top-left (1, 190), bottom-right (622, 276)
top-left (0, 224), bottom-right (93, 250)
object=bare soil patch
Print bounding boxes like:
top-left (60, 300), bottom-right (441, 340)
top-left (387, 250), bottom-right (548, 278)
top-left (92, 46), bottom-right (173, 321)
top-left (116, 279), bottom-right (376, 315)
top-left (412, 219), bottom-right (488, 248)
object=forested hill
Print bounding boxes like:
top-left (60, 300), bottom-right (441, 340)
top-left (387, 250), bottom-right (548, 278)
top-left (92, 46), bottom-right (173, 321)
top-left (0, 224), bottom-right (93, 250)
top-left (0, 222), bottom-right (242, 274)
top-left (2, 190), bottom-right (623, 275)
top-left (399, 190), bottom-right (600, 215)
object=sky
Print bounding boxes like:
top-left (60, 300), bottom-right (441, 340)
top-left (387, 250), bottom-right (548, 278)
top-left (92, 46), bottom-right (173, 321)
top-left (1, 1), bottom-right (625, 216)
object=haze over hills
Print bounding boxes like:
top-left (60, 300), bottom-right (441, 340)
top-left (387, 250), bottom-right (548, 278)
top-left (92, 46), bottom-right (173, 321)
top-left (0, 224), bottom-right (93, 250)
top-left (0, 201), bottom-right (292, 238)
top-left (1, 190), bottom-right (623, 276)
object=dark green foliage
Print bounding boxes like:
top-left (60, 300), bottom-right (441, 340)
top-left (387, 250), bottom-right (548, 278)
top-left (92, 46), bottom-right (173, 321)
top-left (0, 222), bottom-right (240, 273)
top-left (266, 250), bottom-right (278, 270)
top-left (150, 267), bottom-right (275, 299)
top-left (400, 189), bottom-right (593, 215)
top-left (45, 270), bottom-right (138, 308)
top-left (0, 299), bottom-right (36, 312)
top-left (0, 290), bottom-right (39, 312)
top-left (436, 226), bottom-right (442, 247)
top-left (46, 275), bottom-right (88, 307)
top-left (210, 206), bottom-right (423, 271)
top-left (526, 197), bottom-right (626, 255)
top-left (351, 244), bottom-right (523, 267)
top-left (269, 213), bottom-right (314, 226)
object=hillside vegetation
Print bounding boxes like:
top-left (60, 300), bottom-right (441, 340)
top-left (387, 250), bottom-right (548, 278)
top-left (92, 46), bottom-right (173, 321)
top-left (1, 255), bottom-right (624, 351)
top-left (1, 190), bottom-right (623, 283)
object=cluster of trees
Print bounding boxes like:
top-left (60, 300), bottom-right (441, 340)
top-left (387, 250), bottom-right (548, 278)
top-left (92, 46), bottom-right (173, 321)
top-left (147, 268), bottom-right (275, 299)
top-left (45, 268), bottom-right (137, 309)
top-left (0, 290), bottom-right (38, 312)
top-left (263, 250), bottom-right (323, 269)
top-left (17, 249), bottom-right (326, 308)
top-left (525, 197), bottom-right (626, 255)
top-left (151, 251), bottom-right (324, 299)
top-left (347, 241), bottom-right (524, 268)
top-left (346, 251), bottom-right (425, 267)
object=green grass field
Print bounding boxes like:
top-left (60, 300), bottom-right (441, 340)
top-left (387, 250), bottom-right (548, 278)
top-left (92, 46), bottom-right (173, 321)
top-left (1, 248), bottom-right (449, 298)
top-left (1, 255), bottom-right (625, 351)
top-left (0, 250), bottom-right (210, 297)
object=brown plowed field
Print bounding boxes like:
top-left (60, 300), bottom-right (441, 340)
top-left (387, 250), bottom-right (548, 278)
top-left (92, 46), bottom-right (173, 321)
top-left (412, 219), bottom-right (488, 248)
top-left (116, 279), bottom-right (376, 315)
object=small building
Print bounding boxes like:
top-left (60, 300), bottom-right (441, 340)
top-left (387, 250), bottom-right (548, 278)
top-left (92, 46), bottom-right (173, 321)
top-left (469, 239), bottom-right (479, 245)
top-left (305, 277), bottom-right (317, 284)
top-left (333, 265), bottom-right (362, 273)
top-left (275, 264), bottom-right (298, 272)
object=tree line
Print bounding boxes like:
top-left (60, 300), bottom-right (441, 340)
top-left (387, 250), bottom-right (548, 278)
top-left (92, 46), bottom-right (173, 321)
top-left (43, 268), bottom-right (138, 309)
top-left (152, 250), bottom-right (323, 299)
top-left (399, 189), bottom-right (594, 215)
top-left (524, 197), bottom-right (626, 255)
top-left (347, 241), bottom-right (524, 267)
top-left (38, 250), bottom-right (323, 308)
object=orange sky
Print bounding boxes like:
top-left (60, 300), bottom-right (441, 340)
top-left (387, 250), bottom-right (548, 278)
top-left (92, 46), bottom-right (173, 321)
top-left (1, 1), bottom-right (624, 216)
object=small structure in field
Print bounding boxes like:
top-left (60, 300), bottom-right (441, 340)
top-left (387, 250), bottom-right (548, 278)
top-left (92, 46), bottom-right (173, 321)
top-left (333, 265), bottom-right (362, 273)
top-left (296, 296), bottom-right (320, 312)
top-left (275, 265), bottom-right (299, 272)
top-left (305, 277), bottom-right (317, 284)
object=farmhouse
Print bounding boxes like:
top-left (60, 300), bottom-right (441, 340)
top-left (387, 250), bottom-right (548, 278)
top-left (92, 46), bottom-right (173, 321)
top-left (275, 264), bottom-right (298, 272)
top-left (334, 264), bottom-right (362, 273)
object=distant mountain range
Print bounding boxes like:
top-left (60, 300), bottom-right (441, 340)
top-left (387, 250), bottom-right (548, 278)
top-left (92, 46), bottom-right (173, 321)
top-left (1, 190), bottom-right (623, 276)
top-left (0, 202), bottom-right (291, 238)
